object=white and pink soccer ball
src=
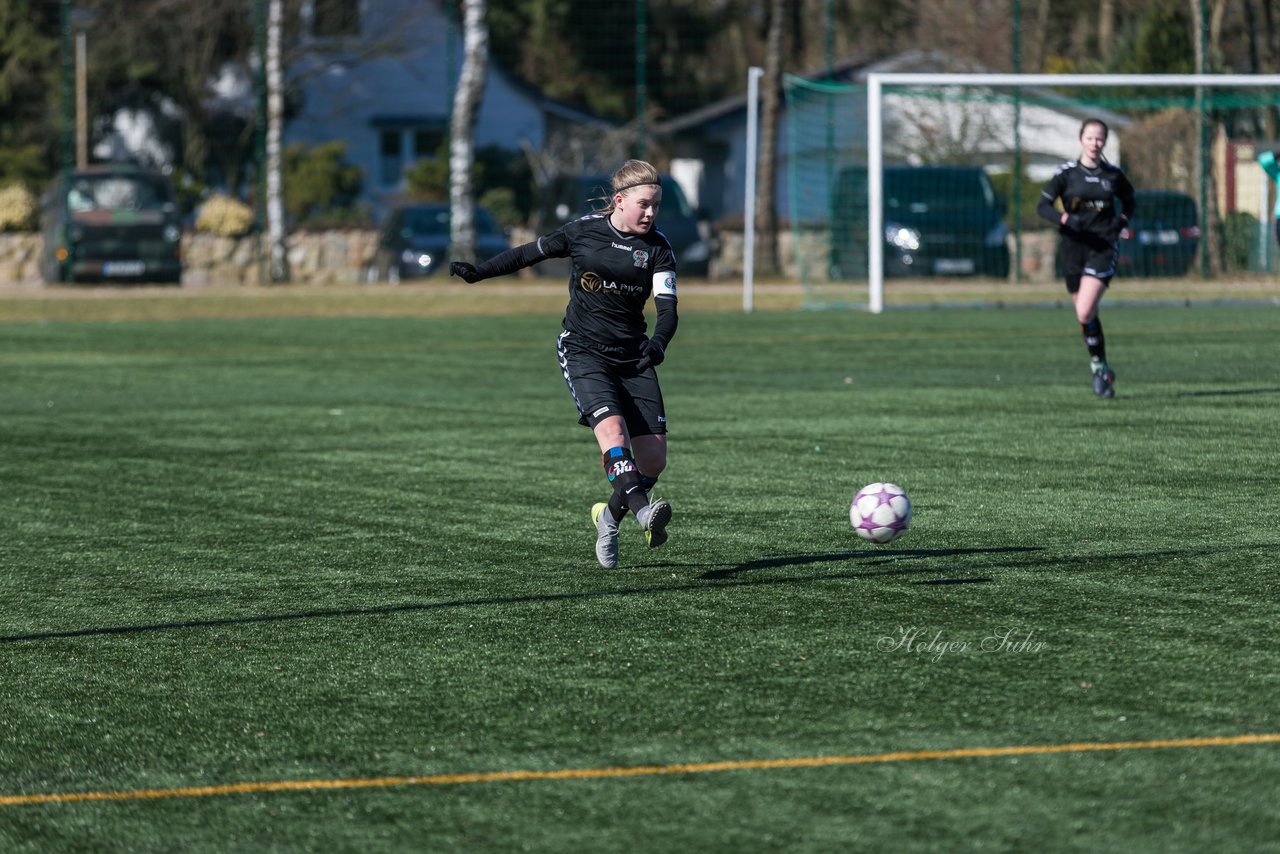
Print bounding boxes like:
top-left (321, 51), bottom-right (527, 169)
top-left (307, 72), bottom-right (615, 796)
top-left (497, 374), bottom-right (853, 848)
top-left (850, 482), bottom-right (911, 543)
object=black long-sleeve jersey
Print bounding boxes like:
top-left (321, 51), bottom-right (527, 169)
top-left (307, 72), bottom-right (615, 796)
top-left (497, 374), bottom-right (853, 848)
top-left (1037, 160), bottom-right (1136, 239)
top-left (536, 214), bottom-right (678, 358)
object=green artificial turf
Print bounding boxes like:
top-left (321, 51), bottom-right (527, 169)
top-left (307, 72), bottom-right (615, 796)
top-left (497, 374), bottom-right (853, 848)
top-left (1, 303), bottom-right (1277, 851)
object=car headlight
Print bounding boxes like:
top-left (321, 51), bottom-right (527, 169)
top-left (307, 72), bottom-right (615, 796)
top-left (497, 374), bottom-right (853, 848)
top-left (885, 223), bottom-right (920, 252)
top-left (401, 249), bottom-right (433, 268)
top-left (682, 240), bottom-right (710, 262)
top-left (984, 220), bottom-right (1008, 247)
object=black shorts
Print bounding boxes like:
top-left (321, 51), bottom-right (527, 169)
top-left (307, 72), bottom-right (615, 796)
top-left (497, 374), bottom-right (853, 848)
top-left (556, 332), bottom-right (667, 436)
top-left (1059, 236), bottom-right (1117, 293)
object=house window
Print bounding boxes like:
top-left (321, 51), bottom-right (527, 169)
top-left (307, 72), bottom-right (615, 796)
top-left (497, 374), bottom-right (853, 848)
top-left (414, 129), bottom-right (445, 159)
top-left (379, 130), bottom-right (403, 186)
top-left (312, 0), bottom-right (360, 38)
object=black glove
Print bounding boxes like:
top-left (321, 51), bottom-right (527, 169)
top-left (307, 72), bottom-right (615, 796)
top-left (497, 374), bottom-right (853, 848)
top-left (449, 261), bottom-right (481, 283)
top-left (635, 339), bottom-right (665, 371)
top-left (1064, 212), bottom-right (1090, 232)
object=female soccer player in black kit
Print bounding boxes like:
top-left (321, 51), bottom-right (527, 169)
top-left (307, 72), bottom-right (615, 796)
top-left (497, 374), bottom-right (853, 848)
top-left (450, 160), bottom-right (676, 568)
top-left (1038, 118), bottom-right (1136, 398)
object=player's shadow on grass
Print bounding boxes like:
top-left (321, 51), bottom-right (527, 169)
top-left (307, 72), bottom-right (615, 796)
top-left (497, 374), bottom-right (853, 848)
top-left (695, 546), bottom-right (1040, 581)
top-left (0, 548), bottom-right (1029, 644)
top-left (1149, 386), bottom-right (1280, 399)
top-left (11, 544), bottom-right (1257, 646)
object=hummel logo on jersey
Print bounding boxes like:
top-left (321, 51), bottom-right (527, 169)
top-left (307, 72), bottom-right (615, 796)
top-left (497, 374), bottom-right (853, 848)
top-left (611, 241), bottom-right (634, 252)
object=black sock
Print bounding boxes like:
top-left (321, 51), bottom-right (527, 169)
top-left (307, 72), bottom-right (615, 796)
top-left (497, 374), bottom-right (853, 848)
top-left (602, 447), bottom-right (649, 518)
top-left (609, 474), bottom-right (659, 520)
top-left (1081, 317), bottom-right (1106, 363)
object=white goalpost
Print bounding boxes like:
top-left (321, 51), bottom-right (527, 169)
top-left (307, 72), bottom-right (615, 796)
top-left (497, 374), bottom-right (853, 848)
top-left (864, 73), bottom-right (1280, 313)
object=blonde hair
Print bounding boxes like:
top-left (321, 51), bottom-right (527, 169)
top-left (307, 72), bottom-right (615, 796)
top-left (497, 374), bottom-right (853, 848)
top-left (592, 159), bottom-right (661, 214)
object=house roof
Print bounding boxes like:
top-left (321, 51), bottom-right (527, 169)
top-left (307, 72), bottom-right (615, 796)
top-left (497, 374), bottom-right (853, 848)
top-left (652, 50), bottom-right (1131, 137)
top-left (651, 52), bottom-right (873, 136)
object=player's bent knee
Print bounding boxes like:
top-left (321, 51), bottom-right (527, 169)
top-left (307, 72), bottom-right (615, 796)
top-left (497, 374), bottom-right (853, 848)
top-left (633, 435), bottom-right (667, 477)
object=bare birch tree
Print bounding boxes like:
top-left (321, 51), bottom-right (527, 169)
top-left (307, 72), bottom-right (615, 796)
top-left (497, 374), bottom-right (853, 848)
top-left (450, 0), bottom-right (489, 265)
top-left (265, 0), bottom-right (289, 282)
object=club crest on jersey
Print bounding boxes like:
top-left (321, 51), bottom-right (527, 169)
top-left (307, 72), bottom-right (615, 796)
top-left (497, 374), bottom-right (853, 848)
top-left (632, 249), bottom-right (650, 268)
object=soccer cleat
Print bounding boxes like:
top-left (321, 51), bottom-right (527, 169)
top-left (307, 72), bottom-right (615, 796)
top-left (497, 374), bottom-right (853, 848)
top-left (635, 498), bottom-right (672, 549)
top-left (1091, 361), bottom-right (1116, 399)
top-left (591, 502), bottom-right (619, 568)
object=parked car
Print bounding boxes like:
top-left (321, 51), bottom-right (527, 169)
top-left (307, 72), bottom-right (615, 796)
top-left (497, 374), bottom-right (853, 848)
top-left (40, 164), bottom-right (183, 284)
top-left (1117, 189), bottom-right (1200, 277)
top-left (830, 165), bottom-right (1011, 279)
top-left (365, 204), bottom-right (510, 283)
top-left (536, 173), bottom-right (714, 277)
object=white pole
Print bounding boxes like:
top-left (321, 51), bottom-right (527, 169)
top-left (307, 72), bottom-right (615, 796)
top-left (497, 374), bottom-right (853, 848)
top-left (743, 66), bottom-right (763, 313)
top-left (867, 75), bottom-right (883, 314)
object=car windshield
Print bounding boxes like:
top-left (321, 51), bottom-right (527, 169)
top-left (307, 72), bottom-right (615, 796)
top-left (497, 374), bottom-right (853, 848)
top-left (68, 175), bottom-right (171, 212)
top-left (402, 207), bottom-right (499, 235)
top-left (885, 171), bottom-right (994, 213)
top-left (1135, 195), bottom-right (1196, 224)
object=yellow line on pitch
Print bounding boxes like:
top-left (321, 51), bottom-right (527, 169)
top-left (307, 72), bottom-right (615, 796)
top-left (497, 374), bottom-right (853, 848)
top-left (2, 733), bottom-right (1277, 807)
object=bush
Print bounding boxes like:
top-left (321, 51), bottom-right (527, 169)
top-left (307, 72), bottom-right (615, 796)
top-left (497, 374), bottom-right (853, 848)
top-left (1220, 211), bottom-right (1260, 272)
top-left (0, 183), bottom-right (38, 232)
top-left (196, 193), bottom-right (255, 237)
top-left (283, 141), bottom-right (363, 224)
top-left (405, 141), bottom-right (533, 224)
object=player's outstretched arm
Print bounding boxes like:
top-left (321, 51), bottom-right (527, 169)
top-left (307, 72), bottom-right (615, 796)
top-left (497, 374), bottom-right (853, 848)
top-left (449, 241), bottom-right (546, 283)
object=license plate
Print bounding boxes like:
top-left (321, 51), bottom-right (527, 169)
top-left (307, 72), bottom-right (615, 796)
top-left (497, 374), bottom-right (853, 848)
top-left (1139, 230), bottom-right (1179, 246)
top-left (933, 258), bottom-right (975, 274)
top-left (103, 261), bottom-right (146, 276)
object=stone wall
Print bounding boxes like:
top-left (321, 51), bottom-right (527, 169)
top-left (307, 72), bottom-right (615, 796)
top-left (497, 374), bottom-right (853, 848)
top-left (0, 230), bottom-right (381, 287)
top-left (0, 226), bottom-right (1060, 287)
top-left (0, 234), bottom-right (42, 285)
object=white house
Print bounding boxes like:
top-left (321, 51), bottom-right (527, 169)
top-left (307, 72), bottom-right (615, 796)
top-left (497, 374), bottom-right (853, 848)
top-left (654, 50), bottom-right (1128, 224)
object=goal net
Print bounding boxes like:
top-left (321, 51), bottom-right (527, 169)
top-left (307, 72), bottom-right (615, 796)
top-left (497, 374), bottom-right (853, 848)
top-left (782, 72), bottom-right (1280, 311)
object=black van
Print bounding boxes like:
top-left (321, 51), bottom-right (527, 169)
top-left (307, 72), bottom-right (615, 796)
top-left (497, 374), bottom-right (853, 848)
top-left (830, 165), bottom-right (1011, 279)
top-left (536, 173), bottom-right (714, 277)
top-left (41, 164), bottom-right (183, 284)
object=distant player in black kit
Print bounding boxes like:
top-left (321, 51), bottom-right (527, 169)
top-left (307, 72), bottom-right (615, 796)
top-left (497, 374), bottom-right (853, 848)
top-left (450, 160), bottom-right (676, 568)
top-left (1038, 118), bottom-right (1136, 398)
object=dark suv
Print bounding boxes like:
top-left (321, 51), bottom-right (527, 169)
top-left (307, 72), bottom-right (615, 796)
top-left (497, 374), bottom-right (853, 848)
top-left (831, 165), bottom-right (1011, 279)
top-left (364, 203), bottom-right (510, 283)
top-left (40, 164), bottom-right (183, 284)
top-left (536, 174), bottom-right (714, 277)
top-left (1117, 189), bottom-right (1200, 276)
